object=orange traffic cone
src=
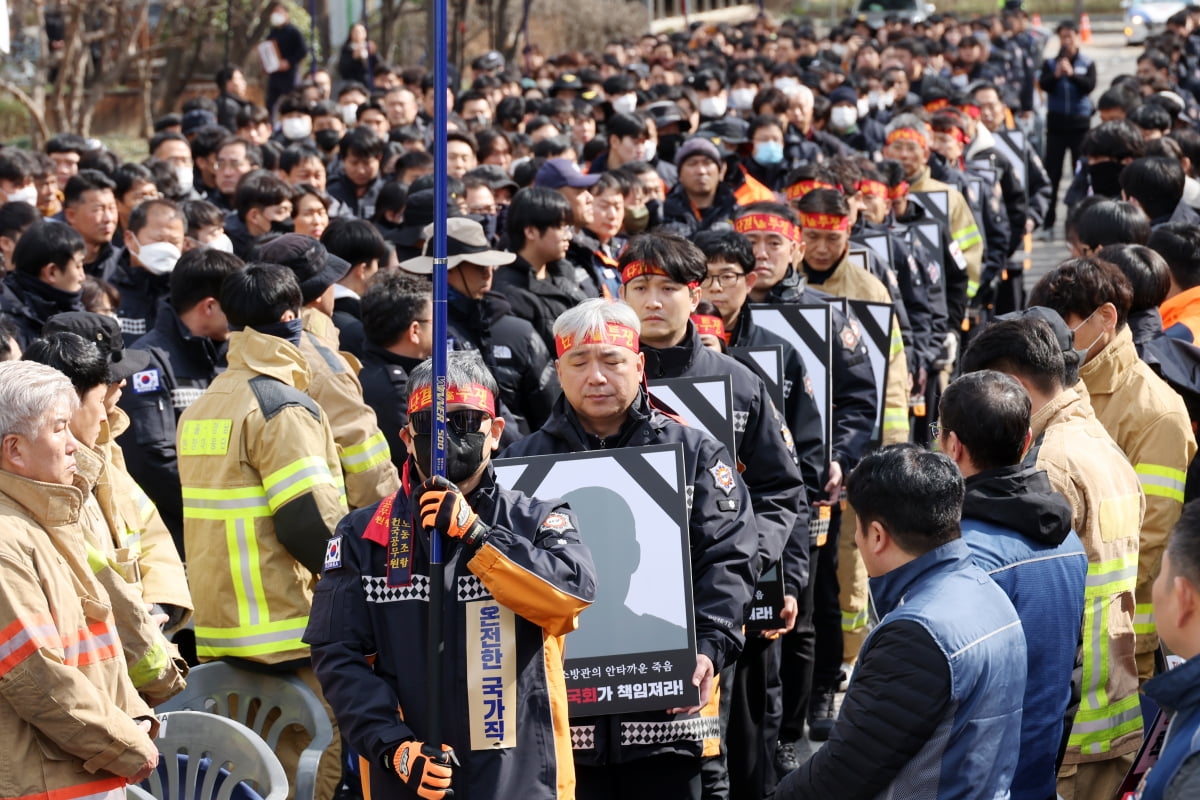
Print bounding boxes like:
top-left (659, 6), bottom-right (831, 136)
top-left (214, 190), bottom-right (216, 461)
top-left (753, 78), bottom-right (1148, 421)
top-left (1080, 12), bottom-right (1093, 43)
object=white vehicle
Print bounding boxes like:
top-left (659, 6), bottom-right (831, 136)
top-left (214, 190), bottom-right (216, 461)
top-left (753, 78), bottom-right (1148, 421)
top-left (1124, 0), bottom-right (1192, 45)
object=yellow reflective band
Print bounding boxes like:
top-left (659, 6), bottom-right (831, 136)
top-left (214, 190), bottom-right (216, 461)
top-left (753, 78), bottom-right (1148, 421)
top-left (889, 325), bottom-right (904, 357)
top-left (341, 431), bottom-right (392, 474)
top-left (182, 485), bottom-right (271, 520)
top-left (194, 616), bottom-right (310, 658)
top-left (85, 543), bottom-right (109, 575)
top-left (1069, 693), bottom-right (1142, 751)
top-left (841, 608), bottom-right (868, 631)
top-left (1084, 552), bottom-right (1139, 598)
top-left (131, 485), bottom-right (156, 525)
top-left (966, 280), bottom-right (980, 299)
top-left (883, 408), bottom-right (911, 432)
top-left (1134, 603), bottom-right (1156, 635)
top-left (178, 419), bottom-right (233, 456)
top-left (262, 456), bottom-right (338, 511)
top-left (953, 224), bottom-right (982, 250)
top-left (128, 640), bottom-right (171, 688)
top-left (1135, 463), bottom-right (1187, 504)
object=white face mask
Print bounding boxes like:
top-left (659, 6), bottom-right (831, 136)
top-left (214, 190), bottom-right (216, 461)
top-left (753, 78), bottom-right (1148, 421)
top-left (5, 184), bottom-right (38, 207)
top-left (857, 98), bottom-right (871, 118)
top-left (612, 93), bottom-right (638, 115)
top-left (133, 237), bottom-right (182, 275)
top-left (282, 115), bottom-right (313, 140)
top-left (270, 11), bottom-right (287, 26)
top-left (339, 103), bottom-right (359, 125)
top-left (174, 165), bottom-right (194, 192)
top-left (699, 95), bottom-right (727, 118)
top-left (830, 105), bottom-right (858, 131)
top-left (774, 78), bottom-right (800, 95)
top-left (641, 139), bottom-right (658, 163)
top-left (730, 87), bottom-right (757, 111)
top-left (208, 233), bottom-right (235, 254)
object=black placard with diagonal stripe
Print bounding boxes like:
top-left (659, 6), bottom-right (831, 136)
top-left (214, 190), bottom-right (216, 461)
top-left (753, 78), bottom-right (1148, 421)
top-left (648, 376), bottom-right (736, 459)
top-left (729, 345), bottom-right (785, 412)
top-left (847, 300), bottom-right (894, 444)
top-left (494, 444), bottom-right (698, 716)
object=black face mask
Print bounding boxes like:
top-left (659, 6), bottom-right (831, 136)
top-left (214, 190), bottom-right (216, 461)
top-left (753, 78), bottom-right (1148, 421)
top-left (315, 129), bottom-right (342, 153)
top-left (658, 134), bottom-right (683, 165)
top-left (412, 429), bottom-right (489, 484)
top-left (1087, 160), bottom-right (1125, 198)
top-left (270, 217), bottom-right (295, 234)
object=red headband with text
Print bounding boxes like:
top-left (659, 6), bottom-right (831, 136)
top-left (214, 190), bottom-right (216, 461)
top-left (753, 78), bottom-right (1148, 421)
top-left (784, 179), bottom-right (838, 201)
top-left (733, 213), bottom-right (801, 242)
top-left (691, 314), bottom-right (725, 340)
top-left (885, 127), bottom-right (928, 147)
top-left (621, 260), bottom-right (699, 289)
top-left (857, 179), bottom-right (888, 199)
top-left (407, 383), bottom-right (497, 416)
top-left (800, 212), bottom-right (851, 232)
top-left (555, 322), bottom-right (640, 356)
top-left (888, 181), bottom-right (910, 200)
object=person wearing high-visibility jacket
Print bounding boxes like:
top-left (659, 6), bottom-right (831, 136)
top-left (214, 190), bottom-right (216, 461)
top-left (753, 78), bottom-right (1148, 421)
top-left (177, 264), bottom-right (346, 800)
top-left (962, 312), bottom-right (1144, 800)
top-left (0, 360), bottom-right (161, 800)
top-left (883, 115), bottom-right (985, 300)
top-left (23, 327), bottom-right (189, 707)
top-left (1031, 260), bottom-right (1197, 682)
top-left (259, 234), bottom-right (401, 511)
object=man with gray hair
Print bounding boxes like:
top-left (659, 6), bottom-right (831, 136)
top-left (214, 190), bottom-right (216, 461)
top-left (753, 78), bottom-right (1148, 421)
top-left (0, 360), bottom-right (161, 800)
top-left (504, 298), bottom-right (758, 799)
top-left (306, 350), bottom-right (596, 800)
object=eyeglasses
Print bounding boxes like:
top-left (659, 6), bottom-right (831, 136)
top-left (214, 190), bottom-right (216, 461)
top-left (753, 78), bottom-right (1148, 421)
top-left (928, 422), bottom-right (943, 440)
top-left (409, 409), bottom-right (492, 436)
top-left (701, 272), bottom-right (746, 288)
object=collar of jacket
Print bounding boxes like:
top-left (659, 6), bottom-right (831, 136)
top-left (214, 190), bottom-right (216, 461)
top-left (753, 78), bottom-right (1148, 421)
top-left (98, 407), bottom-right (130, 445)
top-left (226, 327), bottom-right (311, 390)
top-left (964, 124), bottom-right (995, 161)
top-left (962, 463), bottom-right (1074, 547)
top-left (1145, 650), bottom-right (1200, 716)
top-left (1128, 308), bottom-right (1165, 347)
top-left (909, 165), bottom-right (932, 187)
top-left (113, 248), bottom-right (170, 291)
top-left (73, 442), bottom-right (104, 491)
top-left (1161, 285), bottom-right (1200, 329)
top-left (6, 270), bottom-right (84, 319)
top-left (802, 249), bottom-right (849, 286)
top-left (301, 307), bottom-right (340, 350)
top-left (868, 538), bottom-right (974, 619)
top-left (641, 323), bottom-right (700, 379)
top-left (0, 468), bottom-right (88, 526)
top-left (1029, 386), bottom-right (1089, 444)
top-left (1080, 326), bottom-right (1138, 396)
top-left (447, 285), bottom-right (489, 332)
top-left (363, 341), bottom-right (422, 372)
top-left (540, 388), bottom-right (660, 450)
top-left (157, 300), bottom-right (221, 367)
top-left (766, 264), bottom-right (809, 303)
top-left (728, 301), bottom-right (756, 346)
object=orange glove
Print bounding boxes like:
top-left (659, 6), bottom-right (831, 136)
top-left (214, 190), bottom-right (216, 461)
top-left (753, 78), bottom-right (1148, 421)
top-left (392, 740), bottom-right (455, 799)
top-left (416, 476), bottom-right (488, 544)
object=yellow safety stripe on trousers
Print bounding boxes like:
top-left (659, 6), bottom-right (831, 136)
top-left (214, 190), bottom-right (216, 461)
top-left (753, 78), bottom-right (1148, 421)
top-left (182, 485), bottom-right (272, 520)
top-left (1135, 463), bottom-right (1187, 503)
top-left (127, 637), bottom-right (171, 688)
top-left (1134, 603), bottom-right (1156, 636)
top-left (889, 324), bottom-right (904, 358)
top-left (194, 616), bottom-right (310, 658)
top-left (882, 408), bottom-right (911, 432)
top-left (1084, 551), bottom-right (1139, 599)
top-left (952, 224), bottom-right (982, 251)
top-left (340, 430), bottom-right (392, 474)
top-left (1068, 692), bottom-right (1142, 754)
top-left (966, 280), bottom-right (980, 300)
top-left (842, 608), bottom-right (868, 632)
top-left (262, 456), bottom-right (339, 512)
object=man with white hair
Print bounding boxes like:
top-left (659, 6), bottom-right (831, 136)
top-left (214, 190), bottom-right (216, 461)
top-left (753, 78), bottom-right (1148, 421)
top-left (504, 298), bottom-right (758, 799)
top-left (0, 360), bottom-right (160, 800)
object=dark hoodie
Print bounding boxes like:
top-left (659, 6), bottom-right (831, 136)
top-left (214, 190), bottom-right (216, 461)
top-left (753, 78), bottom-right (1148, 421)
top-left (961, 462), bottom-right (1072, 547)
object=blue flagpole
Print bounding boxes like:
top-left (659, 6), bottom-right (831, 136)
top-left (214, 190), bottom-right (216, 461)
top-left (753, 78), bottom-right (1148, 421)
top-left (426, 0), bottom-right (450, 748)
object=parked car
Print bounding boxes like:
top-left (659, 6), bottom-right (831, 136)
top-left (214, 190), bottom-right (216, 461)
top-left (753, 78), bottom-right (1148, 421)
top-left (1124, 0), bottom-right (1191, 45)
top-left (855, 0), bottom-right (935, 29)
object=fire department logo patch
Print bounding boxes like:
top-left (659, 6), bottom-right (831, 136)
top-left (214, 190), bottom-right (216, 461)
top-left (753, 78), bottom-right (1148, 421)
top-left (782, 423), bottom-right (795, 454)
top-left (324, 535), bottom-right (343, 571)
top-left (709, 461), bottom-right (736, 496)
top-left (540, 512), bottom-right (575, 533)
top-left (840, 322), bottom-right (860, 350)
top-left (804, 375), bottom-right (814, 398)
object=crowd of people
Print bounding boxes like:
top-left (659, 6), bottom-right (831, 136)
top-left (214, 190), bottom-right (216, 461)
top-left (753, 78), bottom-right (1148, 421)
top-left (8, 0), bottom-right (1200, 798)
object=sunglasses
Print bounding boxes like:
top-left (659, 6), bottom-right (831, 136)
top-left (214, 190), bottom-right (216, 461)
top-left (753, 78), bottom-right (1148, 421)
top-left (409, 409), bottom-right (492, 436)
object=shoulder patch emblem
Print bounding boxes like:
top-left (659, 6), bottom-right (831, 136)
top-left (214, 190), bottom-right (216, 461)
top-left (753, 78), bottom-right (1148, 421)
top-left (709, 460), bottom-right (736, 496)
top-left (781, 422), bottom-right (795, 454)
top-left (840, 321), bottom-right (860, 350)
top-left (541, 511), bottom-right (575, 533)
top-left (131, 368), bottom-right (161, 394)
top-left (804, 374), bottom-right (814, 398)
top-left (324, 535), bottom-right (343, 571)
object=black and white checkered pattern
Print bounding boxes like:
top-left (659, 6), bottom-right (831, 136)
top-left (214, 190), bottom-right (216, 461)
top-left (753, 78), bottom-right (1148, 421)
top-left (362, 575), bottom-right (430, 603)
top-left (733, 411), bottom-right (749, 433)
top-left (171, 387), bottom-right (205, 410)
top-left (620, 717), bottom-right (721, 745)
top-left (119, 317), bottom-right (147, 337)
top-left (457, 575), bottom-right (492, 601)
top-left (570, 725), bottom-right (596, 750)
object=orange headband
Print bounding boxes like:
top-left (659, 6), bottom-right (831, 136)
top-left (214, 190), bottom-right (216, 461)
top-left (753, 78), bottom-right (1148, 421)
top-left (691, 314), bottom-right (725, 340)
top-left (555, 322), bottom-right (640, 356)
top-left (784, 179), bottom-right (837, 201)
top-left (621, 259), bottom-right (700, 288)
top-left (886, 127), bottom-right (927, 147)
top-left (924, 98), bottom-right (949, 113)
top-left (888, 181), bottom-right (909, 200)
top-left (407, 383), bottom-right (497, 415)
top-left (857, 179), bottom-right (888, 199)
top-left (799, 212), bottom-right (851, 232)
top-left (733, 213), bottom-right (801, 242)
top-left (959, 104), bottom-right (981, 120)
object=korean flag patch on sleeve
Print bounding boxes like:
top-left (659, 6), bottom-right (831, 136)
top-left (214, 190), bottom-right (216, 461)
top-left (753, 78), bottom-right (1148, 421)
top-left (131, 368), bottom-right (161, 394)
top-left (324, 536), bottom-right (343, 571)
